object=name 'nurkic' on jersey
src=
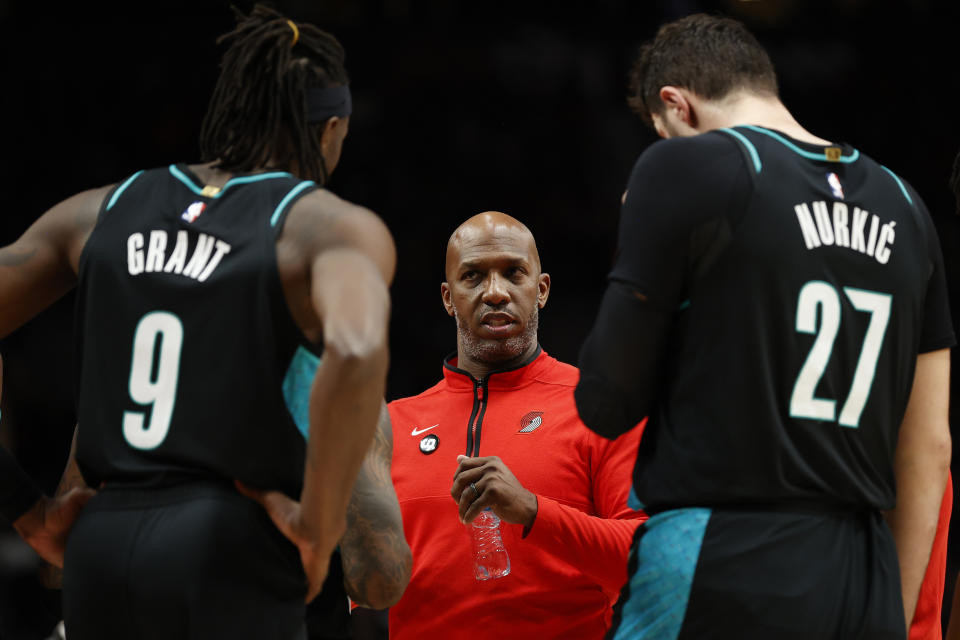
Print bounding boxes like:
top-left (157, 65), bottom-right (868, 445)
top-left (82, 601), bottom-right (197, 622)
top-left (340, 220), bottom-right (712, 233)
top-left (794, 200), bottom-right (895, 264)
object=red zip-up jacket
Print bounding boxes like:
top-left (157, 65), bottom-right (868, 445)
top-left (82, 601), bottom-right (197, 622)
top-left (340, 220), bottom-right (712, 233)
top-left (388, 349), bottom-right (645, 640)
top-left (909, 471), bottom-right (952, 640)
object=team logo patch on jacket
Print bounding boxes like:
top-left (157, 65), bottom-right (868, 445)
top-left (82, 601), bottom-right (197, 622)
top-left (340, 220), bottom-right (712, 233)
top-left (518, 411), bottom-right (543, 433)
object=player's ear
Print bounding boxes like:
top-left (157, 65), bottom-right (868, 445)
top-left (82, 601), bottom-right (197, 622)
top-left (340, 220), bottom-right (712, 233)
top-left (441, 282), bottom-right (455, 317)
top-left (659, 86), bottom-right (696, 128)
top-left (318, 116), bottom-right (345, 149)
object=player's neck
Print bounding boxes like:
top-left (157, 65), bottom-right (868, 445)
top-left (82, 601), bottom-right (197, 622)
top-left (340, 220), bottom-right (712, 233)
top-left (188, 160), bottom-right (293, 189)
top-left (701, 93), bottom-right (833, 146)
top-left (188, 163), bottom-right (235, 189)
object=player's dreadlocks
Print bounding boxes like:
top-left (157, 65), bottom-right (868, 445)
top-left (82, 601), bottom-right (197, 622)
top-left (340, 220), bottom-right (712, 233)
top-left (199, 4), bottom-right (349, 185)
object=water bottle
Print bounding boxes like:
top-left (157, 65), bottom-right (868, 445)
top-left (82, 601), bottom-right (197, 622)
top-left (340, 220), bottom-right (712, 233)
top-left (469, 508), bottom-right (511, 580)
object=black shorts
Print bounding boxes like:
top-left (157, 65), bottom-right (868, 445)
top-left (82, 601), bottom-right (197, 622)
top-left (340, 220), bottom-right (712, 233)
top-left (608, 507), bottom-right (905, 640)
top-left (62, 481), bottom-right (307, 640)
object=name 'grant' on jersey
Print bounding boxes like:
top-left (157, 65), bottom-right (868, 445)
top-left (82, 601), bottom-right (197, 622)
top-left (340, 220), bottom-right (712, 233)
top-left (127, 230), bottom-right (232, 282)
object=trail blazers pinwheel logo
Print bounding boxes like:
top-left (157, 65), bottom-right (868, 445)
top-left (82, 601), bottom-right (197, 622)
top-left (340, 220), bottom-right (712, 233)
top-left (518, 411), bottom-right (543, 434)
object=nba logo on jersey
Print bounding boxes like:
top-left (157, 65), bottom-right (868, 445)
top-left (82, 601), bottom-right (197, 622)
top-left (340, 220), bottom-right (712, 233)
top-left (182, 201), bottom-right (206, 223)
top-left (826, 172), bottom-right (844, 200)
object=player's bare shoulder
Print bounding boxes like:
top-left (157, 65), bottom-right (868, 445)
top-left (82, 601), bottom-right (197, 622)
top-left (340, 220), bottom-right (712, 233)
top-left (67, 185), bottom-right (116, 271)
top-left (2, 184), bottom-right (114, 276)
top-left (277, 188), bottom-right (394, 283)
top-left (275, 188), bottom-right (395, 342)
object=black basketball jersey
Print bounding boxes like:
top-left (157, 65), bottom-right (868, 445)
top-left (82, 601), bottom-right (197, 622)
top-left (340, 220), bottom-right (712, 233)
top-left (74, 164), bottom-right (322, 498)
top-left (610, 126), bottom-right (955, 512)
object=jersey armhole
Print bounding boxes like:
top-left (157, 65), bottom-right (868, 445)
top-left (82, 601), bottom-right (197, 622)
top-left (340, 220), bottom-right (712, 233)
top-left (879, 165), bottom-right (914, 207)
top-left (270, 180), bottom-right (319, 237)
top-left (97, 170), bottom-right (146, 224)
top-left (79, 170), bottom-right (145, 274)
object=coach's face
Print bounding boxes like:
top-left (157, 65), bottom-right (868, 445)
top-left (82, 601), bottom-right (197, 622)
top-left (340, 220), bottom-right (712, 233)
top-left (441, 213), bottom-right (550, 369)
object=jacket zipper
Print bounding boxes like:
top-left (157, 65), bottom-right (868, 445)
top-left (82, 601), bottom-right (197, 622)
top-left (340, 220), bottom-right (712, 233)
top-left (465, 379), bottom-right (489, 457)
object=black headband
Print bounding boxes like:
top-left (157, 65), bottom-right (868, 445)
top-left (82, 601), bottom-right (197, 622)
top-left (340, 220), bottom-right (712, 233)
top-left (306, 85), bottom-right (352, 122)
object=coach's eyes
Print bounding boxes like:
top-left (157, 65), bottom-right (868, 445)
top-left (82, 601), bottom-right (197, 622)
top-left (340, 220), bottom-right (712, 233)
top-left (505, 266), bottom-right (525, 281)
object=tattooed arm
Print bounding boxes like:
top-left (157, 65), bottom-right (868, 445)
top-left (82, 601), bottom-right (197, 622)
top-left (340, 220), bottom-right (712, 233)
top-left (340, 402), bottom-right (411, 609)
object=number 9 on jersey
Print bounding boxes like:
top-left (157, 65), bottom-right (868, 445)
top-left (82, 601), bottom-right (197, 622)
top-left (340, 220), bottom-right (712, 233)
top-left (122, 311), bottom-right (184, 450)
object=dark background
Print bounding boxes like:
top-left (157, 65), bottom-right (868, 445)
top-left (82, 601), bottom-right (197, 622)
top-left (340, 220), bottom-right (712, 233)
top-left (1, 0), bottom-right (959, 637)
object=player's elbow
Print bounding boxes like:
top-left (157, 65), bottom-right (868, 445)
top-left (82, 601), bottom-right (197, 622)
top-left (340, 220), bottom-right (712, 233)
top-left (358, 544), bottom-right (413, 609)
top-left (322, 322), bottom-right (390, 383)
top-left (927, 425), bottom-right (952, 472)
top-left (384, 542), bottom-right (413, 608)
top-left (574, 375), bottom-right (647, 440)
top-left (905, 418), bottom-right (952, 472)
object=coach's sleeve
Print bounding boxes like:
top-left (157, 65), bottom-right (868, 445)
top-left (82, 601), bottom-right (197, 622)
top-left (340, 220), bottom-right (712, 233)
top-left (519, 421), bottom-right (646, 598)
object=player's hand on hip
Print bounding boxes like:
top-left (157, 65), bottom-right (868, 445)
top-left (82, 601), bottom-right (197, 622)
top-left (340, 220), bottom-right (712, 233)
top-left (235, 480), bottom-right (331, 602)
top-left (13, 488), bottom-right (95, 568)
top-left (451, 455), bottom-right (538, 527)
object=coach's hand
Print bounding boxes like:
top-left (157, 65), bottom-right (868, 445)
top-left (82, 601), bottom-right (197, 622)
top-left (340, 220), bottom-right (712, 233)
top-left (235, 481), bottom-right (332, 603)
top-left (13, 489), bottom-right (94, 568)
top-left (451, 455), bottom-right (538, 527)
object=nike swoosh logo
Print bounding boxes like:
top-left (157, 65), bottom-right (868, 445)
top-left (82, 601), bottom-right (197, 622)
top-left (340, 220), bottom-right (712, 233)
top-left (411, 424), bottom-right (439, 436)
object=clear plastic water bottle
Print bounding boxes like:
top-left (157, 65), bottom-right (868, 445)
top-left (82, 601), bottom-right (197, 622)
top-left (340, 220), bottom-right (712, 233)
top-left (469, 508), bottom-right (511, 580)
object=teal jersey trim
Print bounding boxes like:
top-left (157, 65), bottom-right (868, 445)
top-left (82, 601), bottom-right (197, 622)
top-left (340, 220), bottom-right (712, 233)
top-left (739, 125), bottom-right (860, 164)
top-left (880, 166), bottom-right (913, 205)
top-left (169, 165), bottom-right (205, 196)
top-left (719, 128), bottom-right (762, 174)
top-left (219, 171), bottom-right (294, 195)
top-left (271, 181), bottom-right (316, 227)
top-left (613, 508), bottom-right (711, 640)
top-left (282, 345), bottom-right (322, 440)
top-left (167, 165), bottom-right (295, 199)
top-left (106, 171), bottom-right (145, 211)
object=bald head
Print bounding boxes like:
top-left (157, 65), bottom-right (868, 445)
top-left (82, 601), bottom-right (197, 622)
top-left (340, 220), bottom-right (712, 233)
top-left (440, 211), bottom-right (550, 379)
top-left (445, 211), bottom-right (541, 281)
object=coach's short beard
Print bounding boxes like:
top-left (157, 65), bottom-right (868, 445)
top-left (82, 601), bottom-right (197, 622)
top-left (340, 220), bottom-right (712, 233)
top-left (456, 306), bottom-right (539, 368)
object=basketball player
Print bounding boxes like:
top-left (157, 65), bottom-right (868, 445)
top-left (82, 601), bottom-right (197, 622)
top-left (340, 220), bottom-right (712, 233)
top-left (0, 5), bottom-right (394, 638)
top-left (574, 13), bottom-right (953, 639)
top-left (46, 405), bottom-right (411, 638)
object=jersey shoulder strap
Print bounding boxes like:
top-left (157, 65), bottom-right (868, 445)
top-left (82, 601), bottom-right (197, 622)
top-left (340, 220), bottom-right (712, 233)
top-left (94, 169), bottom-right (151, 224)
top-left (269, 180), bottom-right (320, 236)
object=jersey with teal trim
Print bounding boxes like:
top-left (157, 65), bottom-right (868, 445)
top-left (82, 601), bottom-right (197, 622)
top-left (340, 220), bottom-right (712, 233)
top-left (74, 164), bottom-right (320, 498)
top-left (610, 126), bottom-right (955, 512)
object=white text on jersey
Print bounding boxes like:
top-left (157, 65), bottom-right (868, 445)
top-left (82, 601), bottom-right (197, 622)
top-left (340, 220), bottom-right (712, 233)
top-left (794, 200), bottom-right (895, 265)
top-left (127, 230), bottom-right (232, 282)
